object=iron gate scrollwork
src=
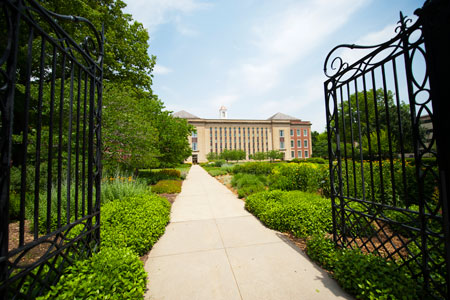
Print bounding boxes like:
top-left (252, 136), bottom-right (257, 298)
top-left (324, 0), bottom-right (450, 298)
top-left (0, 0), bottom-right (103, 298)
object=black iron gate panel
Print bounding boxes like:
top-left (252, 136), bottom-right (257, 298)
top-left (324, 1), bottom-right (449, 298)
top-left (0, 0), bottom-right (103, 298)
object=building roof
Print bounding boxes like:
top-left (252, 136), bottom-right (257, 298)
top-left (267, 112), bottom-right (300, 120)
top-left (173, 110), bottom-right (200, 119)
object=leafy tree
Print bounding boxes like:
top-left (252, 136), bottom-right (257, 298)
top-left (311, 131), bottom-right (329, 158)
top-left (267, 150), bottom-right (284, 162)
top-left (207, 152), bottom-right (220, 162)
top-left (220, 150), bottom-right (246, 162)
top-left (252, 152), bottom-right (268, 161)
top-left (335, 89), bottom-right (415, 158)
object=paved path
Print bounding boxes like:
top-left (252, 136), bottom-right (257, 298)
top-left (144, 165), bottom-right (351, 300)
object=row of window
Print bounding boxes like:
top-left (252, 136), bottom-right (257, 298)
top-left (291, 150), bottom-right (309, 158)
top-left (210, 127), bottom-right (269, 138)
top-left (279, 129), bottom-right (308, 138)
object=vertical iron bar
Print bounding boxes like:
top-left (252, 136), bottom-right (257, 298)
top-left (371, 70), bottom-right (386, 205)
top-left (34, 37), bottom-right (46, 239)
top-left (21, 26), bottom-right (34, 243)
top-left (66, 63), bottom-right (74, 225)
top-left (354, 79), bottom-right (366, 201)
top-left (381, 65), bottom-right (397, 206)
top-left (339, 86), bottom-right (350, 198)
top-left (346, 83), bottom-right (358, 198)
top-left (362, 74), bottom-right (376, 204)
top-left (74, 66), bottom-right (81, 220)
top-left (392, 58), bottom-right (409, 207)
top-left (81, 71), bottom-right (87, 217)
top-left (0, 3), bottom-right (21, 297)
top-left (57, 53), bottom-right (66, 229)
top-left (47, 46), bottom-right (57, 234)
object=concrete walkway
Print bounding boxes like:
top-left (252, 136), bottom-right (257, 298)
top-left (144, 165), bottom-right (351, 300)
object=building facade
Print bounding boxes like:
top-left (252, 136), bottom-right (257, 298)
top-left (174, 109), bottom-right (312, 163)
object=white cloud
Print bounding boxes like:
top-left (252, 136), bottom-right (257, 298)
top-left (153, 64), bottom-right (172, 75)
top-left (228, 0), bottom-right (368, 95)
top-left (123, 0), bottom-right (211, 34)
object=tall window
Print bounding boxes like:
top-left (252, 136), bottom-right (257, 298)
top-left (304, 129), bottom-right (307, 136)
top-left (291, 140), bottom-right (294, 147)
top-left (192, 142), bottom-right (198, 151)
top-left (297, 129), bottom-right (300, 136)
top-left (304, 140), bottom-right (308, 148)
top-left (279, 129), bottom-right (284, 137)
top-left (305, 150), bottom-right (309, 158)
top-left (290, 129), bottom-right (294, 136)
top-left (280, 141), bottom-right (285, 149)
top-left (192, 131), bottom-right (197, 138)
top-left (298, 151), bottom-right (302, 158)
top-left (297, 140), bottom-right (301, 147)
top-left (291, 151), bottom-right (294, 158)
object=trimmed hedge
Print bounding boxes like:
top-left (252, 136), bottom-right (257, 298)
top-left (245, 190), bottom-right (332, 237)
top-left (37, 247), bottom-right (147, 300)
top-left (268, 163), bottom-right (327, 194)
top-left (102, 193), bottom-right (171, 256)
top-left (151, 180), bottom-right (182, 194)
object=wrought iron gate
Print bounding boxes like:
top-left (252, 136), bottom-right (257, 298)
top-left (324, 0), bottom-right (450, 298)
top-left (0, 0), bottom-right (103, 298)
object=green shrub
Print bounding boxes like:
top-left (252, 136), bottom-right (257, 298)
top-left (232, 162), bottom-right (276, 175)
top-left (102, 193), bottom-right (170, 255)
top-left (231, 173), bottom-right (267, 198)
top-left (151, 180), bottom-right (182, 194)
top-left (333, 249), bottom-right (417, 300)
top-left (305, 157), bottom-right (327, 164)
top-left (245, 190), bottom-right (332, 237)
top-left (268, 163), bottom-right (327, 193)
top-left (37, 247), bottom-right (147, 300)
top-left (159, 169), bottom-right (181, 177)
top-left (306, 235), bottom-right (338, 270)
top-left (214, 160), bottom-right (226, 167)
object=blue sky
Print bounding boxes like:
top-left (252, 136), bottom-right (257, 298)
top-left (123, 0), bottom-right (424, 132)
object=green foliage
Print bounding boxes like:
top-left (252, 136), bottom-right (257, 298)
top-left (231, 173), bottom-right (267, 198)
top-left (37, 247), bottom-right (147, 300)
top-left (206, 152), bottom-right (220, 161)
top-left (311, 131), bottom-right (329, 158)
top-left (101, 193), bottom-right (170, 256)
top-left (151, 180), bottom-right (182, 194)
top-left (333, 249), bottom-right (417, 300)
top-left (232, 162), bottom-right (276, 175)
top-left (251, 151), bottom-right (268, 161)
top-left (138, 169), bottom-right (181, 185)
top-left (245, 190), bottom-right (332, 237)
top-left (266, 150), bottom-right (284, 161)
top-left (306, 235), bottom-right (338, 270)
top-left (202, 166), bottom-right (228, 177)
top-left (220, 149), bottom-right (246, 162)
top-left (305, 157), bottom-right (327, 164)
top-left (268, 163), bottom-right (327, 193)
top-left (213, 160), bottom-right (226, 167)
top-left (101, 175), bottom-right (149, 204)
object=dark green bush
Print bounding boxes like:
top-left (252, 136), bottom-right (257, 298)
top-left (245, 190), bottom-right (332, 237)
top-left (333, 249), bottom-right (417, 300)
top-left (151, 180), bottom-right (182, 194)
top-left (305, 157), bottom-right (327, 164)
top-left (37, 247), bottom-right (147, 300)
top-left (214, 159), bottom-right (226, 167)
top-left (102, 193), bottom-right (170, 255)
top-left (232, 162), bottom-right (276, 175)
